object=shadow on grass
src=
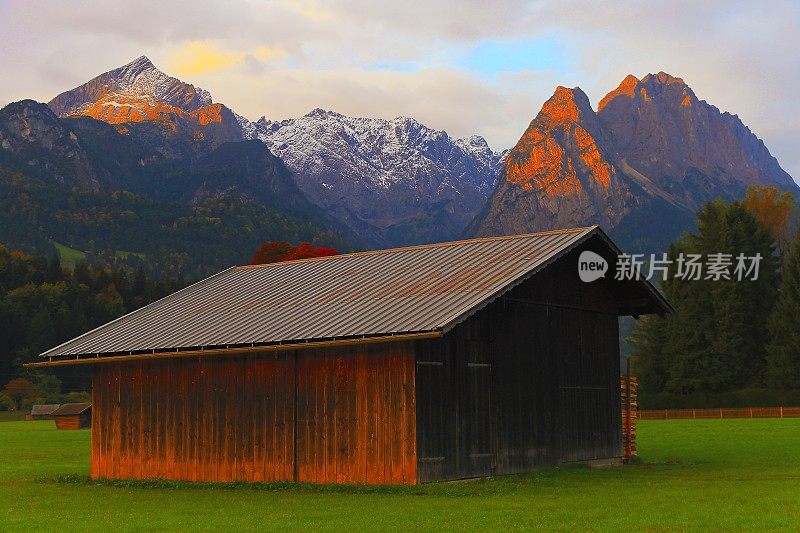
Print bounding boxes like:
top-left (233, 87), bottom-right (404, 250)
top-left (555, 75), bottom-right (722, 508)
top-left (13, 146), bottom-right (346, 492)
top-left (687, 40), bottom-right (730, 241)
top-left (626, 456), bottom-right (697, 468)
top-left (37, 461), bottom-right (693, 497)
top-left (38, 473), bottom-right (505, 497)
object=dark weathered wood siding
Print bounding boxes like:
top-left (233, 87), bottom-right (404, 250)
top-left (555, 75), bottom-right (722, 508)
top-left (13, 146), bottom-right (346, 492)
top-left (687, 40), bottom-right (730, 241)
top-left (91, 342), bottom-right (416, 484)
top-left (416, 249), bottom-right (622, 482)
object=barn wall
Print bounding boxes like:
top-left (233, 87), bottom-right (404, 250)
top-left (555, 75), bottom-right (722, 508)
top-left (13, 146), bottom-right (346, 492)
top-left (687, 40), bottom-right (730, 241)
top-left (551, 306), bottom-right (621, 463)
top-left (295, 344), bottom-right (416, 484)
top-left (91, 342), bottom-right (416, 484)
top-left (416, 248), bottom-right (622, 482)
top-left (55, 415), bottom-right (84, 430)
top-left (92, 352), bottom-right (296, 482)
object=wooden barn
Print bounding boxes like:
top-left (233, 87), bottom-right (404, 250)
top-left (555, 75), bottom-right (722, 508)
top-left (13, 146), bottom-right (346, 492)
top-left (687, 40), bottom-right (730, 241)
top-left (27, 404), bottom-right (60, 420)
top-left (28, 226), bottom-right (669, 484)
top-left (52, 403), bottom-right (92, 430)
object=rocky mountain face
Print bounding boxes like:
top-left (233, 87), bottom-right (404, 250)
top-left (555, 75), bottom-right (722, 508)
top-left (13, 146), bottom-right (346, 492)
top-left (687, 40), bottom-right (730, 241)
top-left (49, 55), bottom-right (212, 118)
top-left (598, 72), bottom-right (795, 206)
top-left (0, 99), bottom-right (172, 194)
top-left (247, 109), bottom-right (503, 247)
top-left (466, 87), bottom-right (643, 238)
top-left (42, 56), bottom-right (504, 249)
top-left (5, 57), bottom-right (795, 267)
top-left (469, 72), bottom-right (797, 252)
top-left (0, 100), bottom-right (108, 190)
top-left (0, 99), bottom-right (324, 220)
top-left (48, 56), bottom-right (243, 157)
top-left (34, 56), bottom-right (347, 228)
top-left (0, 61), bottom-right (354, 272)
top-left (171, 140), bottom-right (333, 223)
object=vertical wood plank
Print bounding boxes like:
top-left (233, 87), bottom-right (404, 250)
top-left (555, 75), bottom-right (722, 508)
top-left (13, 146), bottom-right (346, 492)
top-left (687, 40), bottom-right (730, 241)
top-left (315, 350), bottom-right (325, 483)
top-left (355, 349), bottom-right (367, 484)
top-left (390, 351), bottom-right (402, 483)
top-left (111, 364), bottom-right (121, 479)
top-left (262, 354), bottom-right (274, 481)
top-left (403, 348), bottom-right (417, 484)
top-left (90, 367), bottom-right (101, 478)
top-left (366, 350), bottom-right (378, 484)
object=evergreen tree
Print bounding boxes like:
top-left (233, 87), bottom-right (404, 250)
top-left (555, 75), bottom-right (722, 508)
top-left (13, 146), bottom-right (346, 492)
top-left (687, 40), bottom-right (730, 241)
top-left (766, 230), bottom-right (800, 388)
top-left (721, 204), bottom-right (779, 386)
top-left (628, 314), bottom-right (669, 393)
top-left (631, 199), bottom-right (780, 394)
top-left (0, 245), bottom-right (188, 391)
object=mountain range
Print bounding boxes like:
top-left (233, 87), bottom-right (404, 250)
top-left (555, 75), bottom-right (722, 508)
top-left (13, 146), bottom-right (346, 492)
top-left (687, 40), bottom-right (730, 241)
top-left (0, 56), bottom-right (796, 274)
top-left (469, 72), bottom-right (797, 250)
top-left (245, 109), bottom-right (502, 246)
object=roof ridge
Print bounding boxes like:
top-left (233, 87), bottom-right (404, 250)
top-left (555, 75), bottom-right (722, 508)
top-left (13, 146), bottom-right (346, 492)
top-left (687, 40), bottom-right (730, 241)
top-left (236, 226), bottom-right (598, 270)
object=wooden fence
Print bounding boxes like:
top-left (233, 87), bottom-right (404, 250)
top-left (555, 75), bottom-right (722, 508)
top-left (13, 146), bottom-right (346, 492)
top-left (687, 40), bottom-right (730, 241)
top-left (620, 375), bottom-right (637, 459)
top-left (638, 406), bottom-right (800, 420)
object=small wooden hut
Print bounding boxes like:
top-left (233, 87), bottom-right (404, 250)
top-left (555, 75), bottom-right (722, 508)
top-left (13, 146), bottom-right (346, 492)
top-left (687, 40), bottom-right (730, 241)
top-left (28, 226), bottom-right (669, 484)
top-left (52, 403), bottom-right (92, 430)
top-left (27, 404), bottom-right (60, 420)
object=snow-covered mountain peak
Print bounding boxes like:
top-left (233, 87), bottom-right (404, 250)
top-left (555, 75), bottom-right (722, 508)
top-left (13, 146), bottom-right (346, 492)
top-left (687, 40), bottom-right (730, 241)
top-left (251, 108), bottom-right (504, 246)
top-left (303, 108), bottom-right (345, 120)
top-left (253, 110), bottom-right (501, 188)
top-left (388, 115), bottom-right (422, 128)
top-left (49, 56), bottom-right (213, 119)
top-left (457, 134), bottom-right (490, 149)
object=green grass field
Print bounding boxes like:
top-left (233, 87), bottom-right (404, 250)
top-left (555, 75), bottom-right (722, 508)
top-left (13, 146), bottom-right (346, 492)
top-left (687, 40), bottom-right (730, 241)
top-left (52, 241), bottom-right (86, 269)
top-left (1, 419), bottom-right (799, 531)
top-left (52, 241), bottom-right (146, 267)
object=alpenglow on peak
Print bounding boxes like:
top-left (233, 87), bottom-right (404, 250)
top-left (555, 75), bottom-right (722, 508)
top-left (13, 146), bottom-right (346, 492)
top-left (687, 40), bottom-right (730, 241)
top-left (48, 55), bottom-right (213, 121)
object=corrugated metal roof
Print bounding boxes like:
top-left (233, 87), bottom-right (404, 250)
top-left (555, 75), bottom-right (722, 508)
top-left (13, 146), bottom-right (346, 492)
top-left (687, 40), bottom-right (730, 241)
top-left (51, 403), bottom-right (91, 416)
top-left (39, 226), bottom-right (667, 361)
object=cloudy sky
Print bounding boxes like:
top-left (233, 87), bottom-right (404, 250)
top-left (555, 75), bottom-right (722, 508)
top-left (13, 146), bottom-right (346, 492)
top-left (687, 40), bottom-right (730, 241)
top-left (1, 0), bottom-right (798, 178)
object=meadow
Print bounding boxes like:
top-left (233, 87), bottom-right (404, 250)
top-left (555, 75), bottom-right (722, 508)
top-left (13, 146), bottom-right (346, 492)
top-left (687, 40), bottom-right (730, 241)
top-left (0, 418), bottom-right (799, 531)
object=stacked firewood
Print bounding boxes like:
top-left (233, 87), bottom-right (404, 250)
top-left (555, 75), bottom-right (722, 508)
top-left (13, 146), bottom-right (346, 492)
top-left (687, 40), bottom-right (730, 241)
top-left (620, 375), bottom-right (638, 459)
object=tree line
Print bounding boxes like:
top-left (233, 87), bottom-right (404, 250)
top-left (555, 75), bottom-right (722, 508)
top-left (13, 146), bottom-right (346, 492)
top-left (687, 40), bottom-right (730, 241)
top-left (0, 240), bottom-right (338, 412)
top-left (0, 167), bottom-right (351, 278)
top-left (0, 245), bottom-right (189, 410)
top-left (631, 185), bottom-right (800, 397)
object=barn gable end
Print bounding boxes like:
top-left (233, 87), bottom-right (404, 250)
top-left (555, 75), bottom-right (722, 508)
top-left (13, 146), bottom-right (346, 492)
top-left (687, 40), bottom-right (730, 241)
top-left (416, 239), bottom-right (626, 482)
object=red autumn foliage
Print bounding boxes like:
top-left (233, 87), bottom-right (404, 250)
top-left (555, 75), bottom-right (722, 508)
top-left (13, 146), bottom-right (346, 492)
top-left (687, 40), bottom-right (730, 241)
top-left (1, 378), bottom-right (40, 408)
top-left (249, 241), bottom-right (338, 265)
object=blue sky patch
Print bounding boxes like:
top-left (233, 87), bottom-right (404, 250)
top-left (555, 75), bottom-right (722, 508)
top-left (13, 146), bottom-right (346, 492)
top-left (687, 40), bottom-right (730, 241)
top-left (461, 37), bottom-right (572, 77)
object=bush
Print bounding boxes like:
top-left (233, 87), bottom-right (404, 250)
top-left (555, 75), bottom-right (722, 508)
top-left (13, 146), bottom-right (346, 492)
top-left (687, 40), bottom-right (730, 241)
top-left (1, 377), bottom-right (40, 409)
top-left (0, 394), bottom-right (14, 411)
top-left (64, 391), bottom-right (91, 403)
top-left (20, 397), bottom-right (45, 412)
top-left (36, 374), bottom-right (62, 401)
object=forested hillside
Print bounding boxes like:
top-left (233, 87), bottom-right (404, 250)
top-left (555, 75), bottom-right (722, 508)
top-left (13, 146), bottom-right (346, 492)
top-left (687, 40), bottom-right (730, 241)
top-left (0, 245), bottom-right (191, 404)
top-left (0, 167), bottom-right (350, 277)
top-left (631, 186), bottom-right (800, 404)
